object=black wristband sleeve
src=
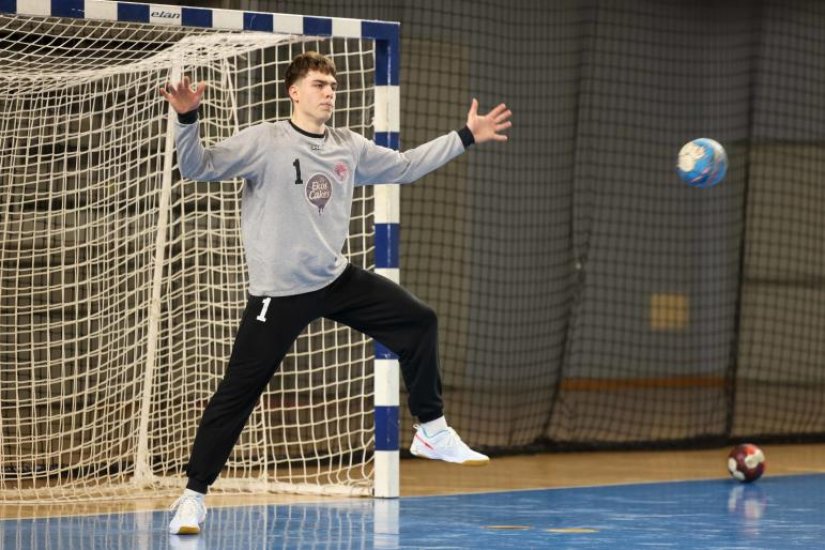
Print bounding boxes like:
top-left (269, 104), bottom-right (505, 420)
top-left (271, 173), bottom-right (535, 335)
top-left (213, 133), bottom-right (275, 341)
top-left (177, 109), bottom-right (199, 124)
top-left (458, 125), bottom-right (475, 148)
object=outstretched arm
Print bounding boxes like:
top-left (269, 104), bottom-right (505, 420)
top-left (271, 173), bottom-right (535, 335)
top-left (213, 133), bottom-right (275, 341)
top-left (465, 99), bottom-right (512, 144)
top-left (355, 99), bottom-right (513, 185)
top-left (159, 76), bottom-right (207, 115)
top-left (159, 76), bottom-right (262, 182)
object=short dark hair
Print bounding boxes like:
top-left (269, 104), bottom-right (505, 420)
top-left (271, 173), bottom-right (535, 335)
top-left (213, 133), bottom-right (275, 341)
top-left (284, 51), bottom-right (337, 95)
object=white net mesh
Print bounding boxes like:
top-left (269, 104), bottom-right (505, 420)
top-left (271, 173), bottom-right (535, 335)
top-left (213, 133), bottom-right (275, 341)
top-left (0, 14), bottom-right (377, 501)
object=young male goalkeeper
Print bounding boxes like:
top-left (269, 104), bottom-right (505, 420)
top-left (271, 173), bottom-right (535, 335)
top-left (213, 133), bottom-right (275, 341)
top-left (159, 51), bottom-right (512, 535)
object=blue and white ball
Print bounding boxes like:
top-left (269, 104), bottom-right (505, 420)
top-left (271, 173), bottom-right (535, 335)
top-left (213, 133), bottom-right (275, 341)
top-left (676, 138), bottom-right (728, 188)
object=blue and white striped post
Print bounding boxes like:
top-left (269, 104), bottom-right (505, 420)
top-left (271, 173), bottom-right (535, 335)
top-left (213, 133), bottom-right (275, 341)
top-left (0, 0), bottom-right (402, 498)
top-left (365, 22), bottom-right (402, 499)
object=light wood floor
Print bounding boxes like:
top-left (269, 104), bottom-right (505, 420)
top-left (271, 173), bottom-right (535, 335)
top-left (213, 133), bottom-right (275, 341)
top-left (401, 442), bottom-right (825, 496)
top-left (2, 443), bottom-right (823, 519)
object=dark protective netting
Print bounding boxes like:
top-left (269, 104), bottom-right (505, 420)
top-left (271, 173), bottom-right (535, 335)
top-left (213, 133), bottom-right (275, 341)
top-left (200, 0), bottom-right (825, 451)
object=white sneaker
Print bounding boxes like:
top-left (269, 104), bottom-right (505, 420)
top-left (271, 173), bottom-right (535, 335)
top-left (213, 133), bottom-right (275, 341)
top-left (169, 493), bottom-right (207, 535)
top-left (409, 425), bottom-right (489, 466)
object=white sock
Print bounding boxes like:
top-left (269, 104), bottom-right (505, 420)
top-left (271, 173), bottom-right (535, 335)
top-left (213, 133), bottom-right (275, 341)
top-left (421, 416), bottom-right (448, 435)
top-left (184, 488), bottom-right (205, 500)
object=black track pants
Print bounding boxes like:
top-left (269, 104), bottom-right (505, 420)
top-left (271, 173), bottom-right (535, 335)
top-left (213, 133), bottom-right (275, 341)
top-left (185, 264), bottom-right (443, 493)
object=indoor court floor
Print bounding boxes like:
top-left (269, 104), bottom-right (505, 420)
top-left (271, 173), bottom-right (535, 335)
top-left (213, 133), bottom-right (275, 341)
top-left (2, 443), bottom-right (824, 549)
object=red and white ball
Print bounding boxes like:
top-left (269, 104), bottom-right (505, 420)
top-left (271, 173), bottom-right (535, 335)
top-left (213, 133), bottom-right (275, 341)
top-left (727, 443), bottom-right (765, 483)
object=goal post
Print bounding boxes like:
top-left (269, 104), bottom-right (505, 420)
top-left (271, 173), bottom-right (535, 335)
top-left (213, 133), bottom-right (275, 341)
top-left (0, 0), bottom-right (400, 501)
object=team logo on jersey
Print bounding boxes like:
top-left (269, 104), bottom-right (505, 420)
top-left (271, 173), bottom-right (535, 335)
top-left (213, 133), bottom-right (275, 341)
top-left (333, 162), bottom-right (349, 182)
top-left (306, 173), bottom-right (333, 213)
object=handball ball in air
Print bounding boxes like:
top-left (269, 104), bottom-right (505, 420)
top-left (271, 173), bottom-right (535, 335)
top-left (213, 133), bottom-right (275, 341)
top-left (727, 443), bottom-right (765, 483)
top-left (676, 138), bottom-right (728, 188)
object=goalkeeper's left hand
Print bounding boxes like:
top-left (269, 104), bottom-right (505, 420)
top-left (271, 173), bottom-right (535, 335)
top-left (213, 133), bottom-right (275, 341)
top-left (465, 99), bottom-right (512, 143)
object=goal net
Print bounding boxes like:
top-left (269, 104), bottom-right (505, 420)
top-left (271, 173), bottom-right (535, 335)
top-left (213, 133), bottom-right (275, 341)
top-left (0, 10), bottom-right (379, 501)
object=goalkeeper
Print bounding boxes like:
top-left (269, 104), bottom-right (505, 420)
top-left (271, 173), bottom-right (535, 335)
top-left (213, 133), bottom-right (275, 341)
top-left (159, 51), bottom-right (511, 535)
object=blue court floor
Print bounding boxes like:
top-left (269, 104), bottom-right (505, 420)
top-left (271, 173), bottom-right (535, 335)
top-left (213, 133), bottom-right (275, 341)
top-left (2, 474), bottom-right (824, 549)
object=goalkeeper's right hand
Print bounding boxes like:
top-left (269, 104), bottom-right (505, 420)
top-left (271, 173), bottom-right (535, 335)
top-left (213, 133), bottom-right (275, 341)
top-left (159, 76), bottom-right (207, 114)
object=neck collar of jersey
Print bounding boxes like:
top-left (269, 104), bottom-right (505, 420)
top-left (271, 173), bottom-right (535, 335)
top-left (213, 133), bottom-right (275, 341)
top-left (289, 119), bottom-right (326, 139)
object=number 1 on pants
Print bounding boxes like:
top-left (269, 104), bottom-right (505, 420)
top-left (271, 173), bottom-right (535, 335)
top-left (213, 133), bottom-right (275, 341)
top-left (256, 297), bottom-right (272, 322)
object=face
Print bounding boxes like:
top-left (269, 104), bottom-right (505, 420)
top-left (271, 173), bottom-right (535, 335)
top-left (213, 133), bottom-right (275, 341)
top-left (289, 69), bottom-right (337, 124)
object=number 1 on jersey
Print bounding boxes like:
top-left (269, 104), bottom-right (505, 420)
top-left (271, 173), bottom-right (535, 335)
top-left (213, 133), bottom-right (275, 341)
top-left (293, 159), bottom-right (303, 185)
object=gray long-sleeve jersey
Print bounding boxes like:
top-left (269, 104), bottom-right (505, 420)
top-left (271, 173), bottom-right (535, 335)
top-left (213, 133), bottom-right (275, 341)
top-left (175, 119), bottom-right (469, 296)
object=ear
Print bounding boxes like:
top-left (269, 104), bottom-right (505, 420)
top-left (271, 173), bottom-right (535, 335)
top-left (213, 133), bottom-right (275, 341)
top-left (288, 84), bottom-right (299, 102)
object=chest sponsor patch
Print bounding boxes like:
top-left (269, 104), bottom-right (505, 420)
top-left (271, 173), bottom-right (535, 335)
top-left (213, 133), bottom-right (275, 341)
top-left (306, 173), bottom-right (333, 213)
